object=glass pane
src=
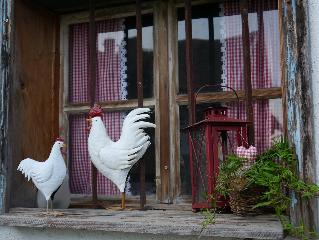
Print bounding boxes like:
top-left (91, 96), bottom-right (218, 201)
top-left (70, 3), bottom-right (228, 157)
top-left (95, 18), bottom-right (127, 102)
top-left (178, 3), bottom-right (223, 94)
top-left (125, 14), bottom-right (154, 99)
top-left (225, 98), bottom-right (283, 153)
top-left (68, 14), bottom-right (154, 104)
top-left (69, 23), bottom-right (90, 103)
top-left (179, 98), bottom-right (283, 195)
top-left (177, 0), bottom-right (279, 94)
top-left (69, 110), bottom-right (155, 196)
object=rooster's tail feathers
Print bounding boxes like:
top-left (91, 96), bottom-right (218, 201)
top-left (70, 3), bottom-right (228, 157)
top-left (135, 135), bottom-right (150, 147)
top-left (123, 141), bottom-right (151, 170)
top-left (126, 108), bottom-right (151, 119)
top-left (128, 145), bottom-right (144, 155)
top-left (132, 121), bottom-right (156, 130)
top-left (135, 141), bottom-right (151, 161)
top-left (127, 114), bottom-right (150, 124)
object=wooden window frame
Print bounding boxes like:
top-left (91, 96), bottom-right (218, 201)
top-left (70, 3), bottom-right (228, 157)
top-left (59, 3), bottom-right (168, 203)
top-left (167, 0), bottom-right (285, 200)
top-left (58, 0), bottom-right (285, 205)
top-left (0, 0), bottom-right (286, 215)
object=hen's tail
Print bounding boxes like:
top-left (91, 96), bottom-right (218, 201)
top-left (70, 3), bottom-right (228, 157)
top-left (17, 158), bottom-right (37, 181)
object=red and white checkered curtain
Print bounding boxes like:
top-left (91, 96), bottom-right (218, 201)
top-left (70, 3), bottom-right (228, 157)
top-left (220, 0), bottom-right (281, 153)
top-left (69, 18), bottom-right (127, 195)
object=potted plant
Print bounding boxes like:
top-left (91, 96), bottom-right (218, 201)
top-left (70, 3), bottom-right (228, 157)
top-left (216, 139), bottom-right (319, 217)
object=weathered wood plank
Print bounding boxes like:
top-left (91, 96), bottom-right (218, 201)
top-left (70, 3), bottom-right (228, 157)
top-left (60, 4), bottom-right (153, 26)
top-left (154, 1), bottom-right (170, 203)
top-left (63, 99), bottom-right (155, 113)
top-left (278, 0), bottom-right (288, 137)
top-left (168, 0), bottom-right (181, 201)
top-left (283, 0), bottom-right (318, 232)
top-left (240, 0), bottom-right (254, 145)
top-left (7, 0), bottom-right (59, 209)
top-left (136, 0), bottom-right (146, 209)
top-left (176, 88), bottom-right (282, 105)
top-left (0, 208), bottom-right (284, 239)
top-left (0, 0), bottom-right (11, 214)
top-left (44, 0), bottom-right (155, 15)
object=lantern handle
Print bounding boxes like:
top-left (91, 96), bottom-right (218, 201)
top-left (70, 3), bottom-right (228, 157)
top-left (194, 84), bottom-right (240, 119)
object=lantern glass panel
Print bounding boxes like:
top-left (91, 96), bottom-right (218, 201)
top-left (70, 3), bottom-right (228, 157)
top-left (180, 104), bottom-right (213, 196)
top-left (190, 125), bottom-right (208, 203)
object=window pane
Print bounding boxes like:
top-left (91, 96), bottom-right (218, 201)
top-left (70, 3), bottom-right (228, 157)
top-left (179, 98), bottom-right (283, 195)
top-left (178, 3), bottom-right (222, 94)
top-left (177, 0), bottom-right (279, 94)
top-left (125, 14), bottom-right (154, 99)
top-left (69, 22), bottom-right (90, 103)
top-left (96, 18), bottom-right (127, 102)
top-left (69, 110), bottom-right (155, 196)
top-left (68, 14), bottom-right (154, 104)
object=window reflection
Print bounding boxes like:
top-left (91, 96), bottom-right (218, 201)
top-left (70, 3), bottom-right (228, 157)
top-left (125, 14), bottom-right (154, 99)
top-left (178, 3), bottom-right (223, 94)
top-left (177, 2), bottom-right (280, 94)
top-left (97, 31), bottom-right (125, 53)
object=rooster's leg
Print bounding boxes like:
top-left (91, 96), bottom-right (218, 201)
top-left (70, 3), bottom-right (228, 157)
top-left (121, 192), bottom-right (126, 209)
top-left (46, 200), bottom-right (49, 213)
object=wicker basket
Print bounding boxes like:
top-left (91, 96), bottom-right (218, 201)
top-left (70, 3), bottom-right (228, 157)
top-left (228, 177), bottom-right (265, 216)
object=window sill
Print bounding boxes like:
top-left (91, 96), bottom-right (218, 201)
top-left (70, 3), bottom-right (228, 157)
top-left (0, 208), bottom-right (283, 239)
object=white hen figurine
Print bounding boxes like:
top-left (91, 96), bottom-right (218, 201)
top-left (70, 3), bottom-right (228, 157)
top-left (17, 138), bottom-right (67, 213)
top-left (87, 104), bottom-right (155, 208)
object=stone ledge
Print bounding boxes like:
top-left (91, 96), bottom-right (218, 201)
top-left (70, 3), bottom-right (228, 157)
top-left (0, 208), bottom-right (284, 239)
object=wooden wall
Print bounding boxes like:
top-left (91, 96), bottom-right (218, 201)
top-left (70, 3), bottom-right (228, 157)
top-left (0, 0), bottom-right (11, 213)
top-left (6, 0), bottom-right (59, 209)
top-left (281, 0), bottom-right (318, 233)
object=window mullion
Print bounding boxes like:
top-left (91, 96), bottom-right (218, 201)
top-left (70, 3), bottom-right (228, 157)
top-left (240, 0), bottom-right (254, 145)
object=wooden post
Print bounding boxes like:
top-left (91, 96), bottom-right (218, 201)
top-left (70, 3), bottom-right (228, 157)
top-left (136, 0), bottom-right (146, 210)
top-left (89, 0), bottom-right (98, 205)
top-left (185, 0), bottom-right (195, 125)
top-left (278, 0), bottom-right (288, 137)
top-left (240, 0), bottom-right (254, 145)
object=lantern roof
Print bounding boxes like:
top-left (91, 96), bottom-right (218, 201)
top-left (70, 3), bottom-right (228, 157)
top-left (184, 106), bottom-right (250, 129)
top-left (185, 117), bottom-right (250, 130)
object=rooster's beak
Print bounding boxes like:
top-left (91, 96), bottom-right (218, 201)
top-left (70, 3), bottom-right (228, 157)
top-left (61, 143), bottom-right (67, 156)
top-left (86, 118), bottom-right (92, 124)
top-left (86, 117), bottom-right (92, 131)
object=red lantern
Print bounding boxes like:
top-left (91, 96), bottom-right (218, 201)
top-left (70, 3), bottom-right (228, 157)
top-left (186, 86), bottom-right (249, 212)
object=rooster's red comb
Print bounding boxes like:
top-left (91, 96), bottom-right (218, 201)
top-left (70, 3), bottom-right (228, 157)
top-left (89, 104), bottom-right (103, 118)
top-left (56, 137), bottom-right (64, 142)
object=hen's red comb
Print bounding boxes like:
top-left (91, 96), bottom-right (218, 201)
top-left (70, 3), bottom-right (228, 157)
top-left (56, 137), bottom-right (64, 142)
top-left (89, 104), bottom-right (103, 118)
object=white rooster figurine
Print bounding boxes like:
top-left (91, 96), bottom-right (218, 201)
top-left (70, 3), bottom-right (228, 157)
top-left (87, 104), bottom-right (155, 209)
top-left (17, 138), bottom-right (67, 214)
